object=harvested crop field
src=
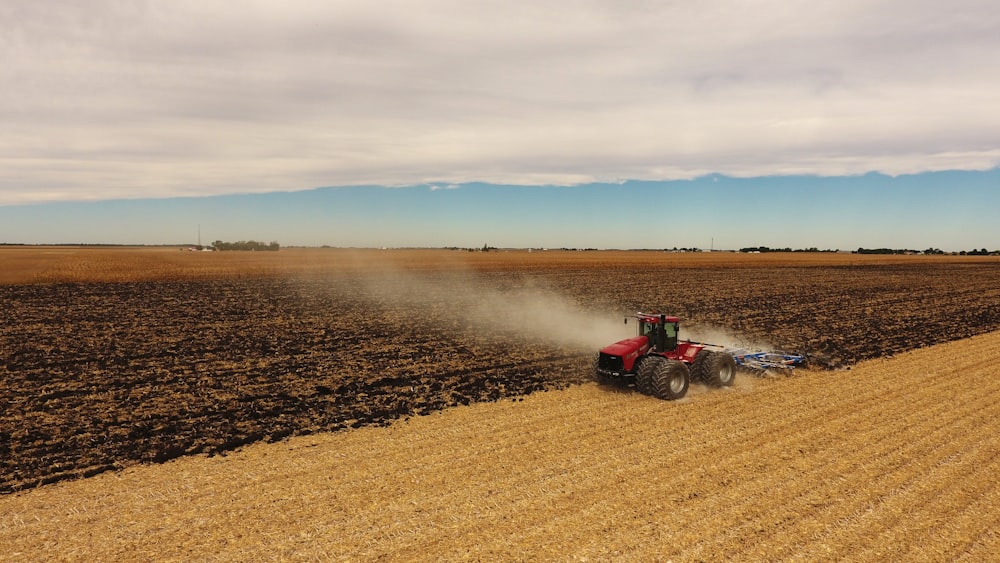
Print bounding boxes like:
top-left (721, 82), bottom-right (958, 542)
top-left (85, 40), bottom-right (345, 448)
top-left (2, 247), bottom-right (1000, 495)
top-left (3, 330), bottom-right (1000, 560)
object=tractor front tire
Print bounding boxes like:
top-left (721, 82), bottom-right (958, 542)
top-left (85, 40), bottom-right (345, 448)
top-left (702, 352), bottom-right (737, 387)
top-left (650, 359), bottom-right (689, 400)
top-left (635, 356), bottom-right (658, 395)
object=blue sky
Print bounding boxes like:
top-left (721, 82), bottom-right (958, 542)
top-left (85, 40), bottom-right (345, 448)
top-left (2, 2), bottom-right (999, 249)
top-left (1, 170), bottom-right (996, 251)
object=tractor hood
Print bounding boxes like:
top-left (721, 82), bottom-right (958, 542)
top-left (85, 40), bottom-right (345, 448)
top-left (600, 336), bottom-right (649, 357)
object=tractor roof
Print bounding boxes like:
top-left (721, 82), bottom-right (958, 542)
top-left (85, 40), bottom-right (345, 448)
top-left (636, 313), bottom-right (680, 323)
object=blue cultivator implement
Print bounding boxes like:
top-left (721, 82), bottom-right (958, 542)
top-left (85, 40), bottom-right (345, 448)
top-left (686, 341), bottom-right (806, 376)
top-left (728, 350), bottom-right (806, 376)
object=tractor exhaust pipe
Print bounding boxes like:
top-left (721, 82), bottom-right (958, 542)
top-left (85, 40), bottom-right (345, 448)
top-left (656, 314), bottom-right (667, 351)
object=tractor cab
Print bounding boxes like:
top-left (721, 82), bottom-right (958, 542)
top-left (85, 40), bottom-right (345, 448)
top-left (628, 313), bottom-right (703, 362)
top-left (635, 313), bottom-right (679, 352)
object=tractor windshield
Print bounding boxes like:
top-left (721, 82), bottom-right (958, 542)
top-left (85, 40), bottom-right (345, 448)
top-left (639, 320), bottom-right (656, 339)
top-left (664, 322), bottom-right (677, 339)
top-left (664, 322), bottom-right (678, 350)
top-left (634, 315), bottom-right (680, 351)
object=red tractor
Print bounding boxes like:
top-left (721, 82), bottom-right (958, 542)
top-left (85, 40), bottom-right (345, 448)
top-left (595, 313), bottom-right (737, 400)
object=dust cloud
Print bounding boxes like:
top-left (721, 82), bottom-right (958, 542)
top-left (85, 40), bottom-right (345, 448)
top-left (336, 252), bottom-right (771, 357)
top-left (348, 264), bottom-right (630, 353)
top-left (462, 282), bottom-right (632, 352)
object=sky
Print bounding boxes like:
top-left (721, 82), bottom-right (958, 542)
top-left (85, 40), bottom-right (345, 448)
top-left (2, 171), bottom-right (997, 251)
top-left (2, 1), bottom-right (999, 249)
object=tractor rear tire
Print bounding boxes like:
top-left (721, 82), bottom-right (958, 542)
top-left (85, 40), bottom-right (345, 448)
top-left (635, 356), bottom-right (658, 395)
top-left (702, 352), bottom-right (737, 387)
top-left (650, 359), bottom-right (689, 400)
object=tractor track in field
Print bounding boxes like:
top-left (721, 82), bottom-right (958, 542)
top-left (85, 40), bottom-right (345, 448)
top-left (3, 259), bottom-right (1000, 493)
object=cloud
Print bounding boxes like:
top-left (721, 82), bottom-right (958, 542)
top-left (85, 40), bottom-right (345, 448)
top-left (2, 0), bottom-right (999, 205)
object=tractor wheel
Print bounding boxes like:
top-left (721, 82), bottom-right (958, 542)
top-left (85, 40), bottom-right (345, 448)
top-left (689, 349), bottom-right (710, 382)
top-left (635, 356), bottom-right (659, 395)
top-left (702, 352), bottom-right (737, 387)
top-left (650, 360), bottom-right (689, 400)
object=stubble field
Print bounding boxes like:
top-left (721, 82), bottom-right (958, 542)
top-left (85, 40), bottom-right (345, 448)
top-left (3, 247), bottom-right (1000, 559)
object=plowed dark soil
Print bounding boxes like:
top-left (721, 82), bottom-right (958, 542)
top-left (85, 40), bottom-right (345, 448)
top-left (3, 251), bottom-right (1000, 493)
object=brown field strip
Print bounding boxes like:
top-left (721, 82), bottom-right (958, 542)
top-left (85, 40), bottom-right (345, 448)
top-left (2, 246), bottom-right (997, 285)
top-left (2, 330), bottom-right (1000, 561)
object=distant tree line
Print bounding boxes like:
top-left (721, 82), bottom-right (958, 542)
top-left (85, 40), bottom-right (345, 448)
top-left (854, 247), bottom-right (917, 255)
top-left (957, 248), bottom-right (999, 256)
top-left (738, 246), bottom-right (1000, 255)
top-left (211, 240), bottom-right (280, 251)
top-left (857, 247), bottom-right (1000, 256)
top-left (445, 244), bottom-right (499, 252)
